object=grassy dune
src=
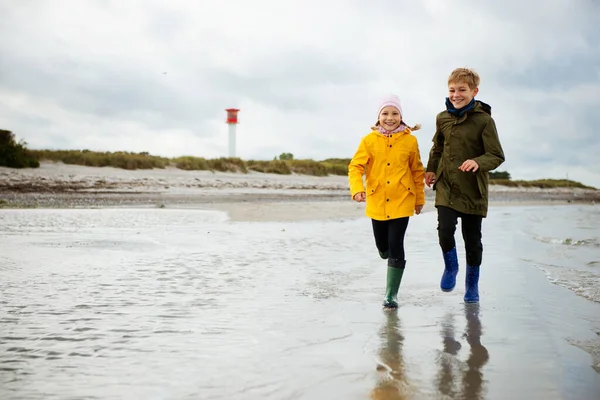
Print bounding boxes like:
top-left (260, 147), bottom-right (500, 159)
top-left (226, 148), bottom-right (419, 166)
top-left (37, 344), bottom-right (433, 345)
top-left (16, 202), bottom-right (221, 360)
top-left (3, 149), bottom-right (593, 190)
top-left (29, 149), bottom-right (351, 176)
top-left (490, 179), bottom-right (595, 190)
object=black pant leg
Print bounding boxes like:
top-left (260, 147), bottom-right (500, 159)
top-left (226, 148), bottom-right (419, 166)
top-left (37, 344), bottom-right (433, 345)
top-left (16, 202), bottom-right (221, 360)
top-left (461, 213), bottom-right (483, 266)
top-left (371, 219), bottom-right (389, 253)
top-left (437, 206), bottom-right (459, 253)
top-left (388, 217), bottom-right (409, 261)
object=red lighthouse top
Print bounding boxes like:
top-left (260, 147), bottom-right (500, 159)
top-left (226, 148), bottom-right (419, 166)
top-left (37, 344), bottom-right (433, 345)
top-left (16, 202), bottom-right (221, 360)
top-left (225, 108), bottom-right (240, 124)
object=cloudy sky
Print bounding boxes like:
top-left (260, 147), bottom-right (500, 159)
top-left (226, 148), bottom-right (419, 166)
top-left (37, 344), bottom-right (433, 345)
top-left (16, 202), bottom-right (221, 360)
top-left (1, 0), bottom-right (599, 186)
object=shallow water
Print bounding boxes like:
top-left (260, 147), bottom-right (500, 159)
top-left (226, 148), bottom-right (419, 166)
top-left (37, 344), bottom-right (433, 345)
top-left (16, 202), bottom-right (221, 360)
top-left (1, 206), bottom-right (599, 399)
top-left (514, 204), bottom-right (600, 304)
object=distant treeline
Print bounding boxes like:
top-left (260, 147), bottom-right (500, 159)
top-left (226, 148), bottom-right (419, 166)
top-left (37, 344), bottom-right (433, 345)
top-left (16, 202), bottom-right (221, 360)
top-left (0, 130), bottom-right (595, 189)
top-left (489, 171), bottom-right (510, 180)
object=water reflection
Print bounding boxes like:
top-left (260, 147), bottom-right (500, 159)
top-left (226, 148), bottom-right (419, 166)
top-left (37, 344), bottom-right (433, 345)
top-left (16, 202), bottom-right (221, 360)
top-left (436, 304), bottom-right (490, 399)
top-left (436, 311), bottom-right (463, 397)
top-left (461, 304), bottom-right (490, 399)
top-left (370, 311), bottom-right (411, 400)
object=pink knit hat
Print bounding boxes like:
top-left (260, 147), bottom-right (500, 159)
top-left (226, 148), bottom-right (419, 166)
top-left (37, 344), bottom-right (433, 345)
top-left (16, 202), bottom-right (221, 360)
top-left (377, 94), bottom-right (403, 118)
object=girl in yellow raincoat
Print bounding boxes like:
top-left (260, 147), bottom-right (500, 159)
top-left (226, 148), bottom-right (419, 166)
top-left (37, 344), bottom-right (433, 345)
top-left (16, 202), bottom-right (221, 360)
top-left (348, 94), bottom-right (425, 309)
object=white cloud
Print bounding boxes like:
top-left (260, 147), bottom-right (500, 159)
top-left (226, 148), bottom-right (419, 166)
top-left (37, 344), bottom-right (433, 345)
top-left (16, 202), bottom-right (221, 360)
top-left (0, 0), bottom-right (599, 186)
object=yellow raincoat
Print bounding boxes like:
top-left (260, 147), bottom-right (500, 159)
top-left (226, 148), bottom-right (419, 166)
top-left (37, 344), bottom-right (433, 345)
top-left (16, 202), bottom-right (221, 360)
top-left (349, 128), bottom-right (425, 220)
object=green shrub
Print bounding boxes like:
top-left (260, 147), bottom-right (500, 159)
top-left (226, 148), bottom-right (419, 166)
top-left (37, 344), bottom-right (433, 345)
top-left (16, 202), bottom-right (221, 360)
top-left (31, 149), bottom-right (168, 170)
top-left (0, 130), bottom-right (40, 168)
top-left (173, 156), bottom-right (210, 170)
top-left (287, 159), bottom-right (328, 176)
top-left (207, 157), bottom-right (248, 173)
top-left (247, 160), bottom-right (291, 174)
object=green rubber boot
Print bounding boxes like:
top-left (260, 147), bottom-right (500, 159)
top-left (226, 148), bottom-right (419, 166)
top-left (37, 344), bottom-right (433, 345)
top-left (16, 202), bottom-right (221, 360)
top-left (383, 258), bottom-right (406, 309)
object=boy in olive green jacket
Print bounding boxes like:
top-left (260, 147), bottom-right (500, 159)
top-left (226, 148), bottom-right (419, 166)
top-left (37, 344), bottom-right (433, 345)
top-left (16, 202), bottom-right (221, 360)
top-left (425, 68), bottom-right (505, 303)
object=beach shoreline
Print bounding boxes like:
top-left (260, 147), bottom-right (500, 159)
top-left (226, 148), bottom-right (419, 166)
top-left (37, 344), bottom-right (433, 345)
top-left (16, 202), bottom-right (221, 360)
top-left (1, 162), bottom-right (598, 221)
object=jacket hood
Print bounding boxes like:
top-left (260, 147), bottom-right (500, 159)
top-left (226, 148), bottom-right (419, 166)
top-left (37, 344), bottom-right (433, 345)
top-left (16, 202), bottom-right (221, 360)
top-left (475, 100), bottom-right (492, 116)
top-left (370, 126), bottom-right (413, 137)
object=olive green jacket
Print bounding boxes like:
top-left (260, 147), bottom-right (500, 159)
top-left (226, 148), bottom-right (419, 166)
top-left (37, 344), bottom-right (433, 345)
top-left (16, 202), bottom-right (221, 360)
top-left (426, 101), bottom-right (505, 217)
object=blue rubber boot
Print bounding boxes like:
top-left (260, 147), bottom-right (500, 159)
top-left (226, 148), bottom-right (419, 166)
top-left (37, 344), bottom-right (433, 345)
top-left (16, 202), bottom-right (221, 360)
top-left (464, 265), bottom-right (480, 303)
top-left (440, 248), bottom-right (459, 292)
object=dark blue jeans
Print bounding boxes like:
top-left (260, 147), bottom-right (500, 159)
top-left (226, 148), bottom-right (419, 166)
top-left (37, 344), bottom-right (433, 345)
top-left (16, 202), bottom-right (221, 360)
top-left (437, 206), bottom-right (483, 266)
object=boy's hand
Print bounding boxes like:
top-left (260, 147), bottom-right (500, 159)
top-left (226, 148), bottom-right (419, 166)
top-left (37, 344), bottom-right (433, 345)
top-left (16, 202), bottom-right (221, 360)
top-left (415, 205), bottom-right (423, 215)
top-left (425, 172), bottom-right (436, 187)
top-left (459, 159), bottom-right (479, 172)
top-left (353, 192), bottom-right (366, 202)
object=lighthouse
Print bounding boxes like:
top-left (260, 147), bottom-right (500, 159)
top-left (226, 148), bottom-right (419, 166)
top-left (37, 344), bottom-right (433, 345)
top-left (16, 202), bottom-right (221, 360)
top-left (225, 108), bottom-right (240, 158)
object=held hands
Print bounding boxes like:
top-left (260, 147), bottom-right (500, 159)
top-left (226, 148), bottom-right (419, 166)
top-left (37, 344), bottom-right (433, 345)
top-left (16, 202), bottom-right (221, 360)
top-left (425, 172), bottom-right (436, 187)
top-left (426, 159), bottom-right (479, 186)
top-left (425, 160), bottom-right (479, 188)
top-left (459, 159), bottom-right (479, 172)
top-left (353, 192), bottom-right (366, 202)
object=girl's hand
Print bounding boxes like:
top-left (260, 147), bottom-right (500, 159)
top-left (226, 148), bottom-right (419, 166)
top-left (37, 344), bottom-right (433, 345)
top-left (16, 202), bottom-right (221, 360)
top-left (353, 192), bottom-right (366, 202)
top-left (425, 172), bottom-right (436, 187)
top-left (459, 159), bottom-right (479, 172)
top-left (415, 205), bottom-right (423, 215)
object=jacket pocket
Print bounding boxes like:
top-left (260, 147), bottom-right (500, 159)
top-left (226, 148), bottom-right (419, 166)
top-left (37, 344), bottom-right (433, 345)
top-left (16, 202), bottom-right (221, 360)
top-left (476, 172), bottom-right (488, 199)
top-left (366, 179), bottom-right (380, 195)
top-left (433, 170), bottom-right (443, 191)
top-left (400, 171), bottom-right (414, 193)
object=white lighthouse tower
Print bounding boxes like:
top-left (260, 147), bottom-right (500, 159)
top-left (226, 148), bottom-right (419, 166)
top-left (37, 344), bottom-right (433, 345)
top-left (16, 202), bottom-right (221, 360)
top-left (225, 108), bottom-right (240, 158)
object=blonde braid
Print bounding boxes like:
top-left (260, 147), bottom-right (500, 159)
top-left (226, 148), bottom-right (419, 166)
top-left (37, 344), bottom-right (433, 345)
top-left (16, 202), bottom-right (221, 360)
top-left (371, 121), bottom-right (421, 131)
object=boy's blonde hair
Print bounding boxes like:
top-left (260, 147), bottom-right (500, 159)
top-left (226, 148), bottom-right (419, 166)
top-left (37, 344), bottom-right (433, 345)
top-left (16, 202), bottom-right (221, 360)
top-left (448, 68), bottom-right (480, 89)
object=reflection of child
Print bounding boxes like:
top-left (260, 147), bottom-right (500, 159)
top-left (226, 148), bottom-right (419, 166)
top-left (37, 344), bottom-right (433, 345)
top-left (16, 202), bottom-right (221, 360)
top-left (425, 68), bottom-right (505, 303)
top-left (371, 313), bottom-right (409, 398)
top-left (435, 306), bottom-right (489, 398)
top-left (349, 95), bottom-right (425, 309)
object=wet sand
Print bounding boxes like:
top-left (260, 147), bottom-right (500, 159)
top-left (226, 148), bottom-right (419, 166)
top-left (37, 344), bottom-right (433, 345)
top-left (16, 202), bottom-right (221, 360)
top-left (2, 163), bottom-right (600, 398)
top-left (1, 205), bottom-right (600, 399)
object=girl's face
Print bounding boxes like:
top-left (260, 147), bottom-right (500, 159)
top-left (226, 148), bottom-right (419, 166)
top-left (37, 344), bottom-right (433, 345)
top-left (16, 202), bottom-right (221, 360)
top-left (378, 106), bottom-right (401, 131)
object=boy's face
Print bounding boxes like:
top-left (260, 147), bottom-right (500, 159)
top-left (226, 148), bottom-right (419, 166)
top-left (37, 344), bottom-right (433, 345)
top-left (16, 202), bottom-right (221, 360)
top-left (378, 106), bottom-right (401, 131)
top-left (448, 81), bottom-right (479, 109)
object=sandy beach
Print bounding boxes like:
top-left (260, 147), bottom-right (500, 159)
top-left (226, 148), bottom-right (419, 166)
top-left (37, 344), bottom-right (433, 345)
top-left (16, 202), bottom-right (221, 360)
top-left (1, 162), bottom-right (600, 399)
